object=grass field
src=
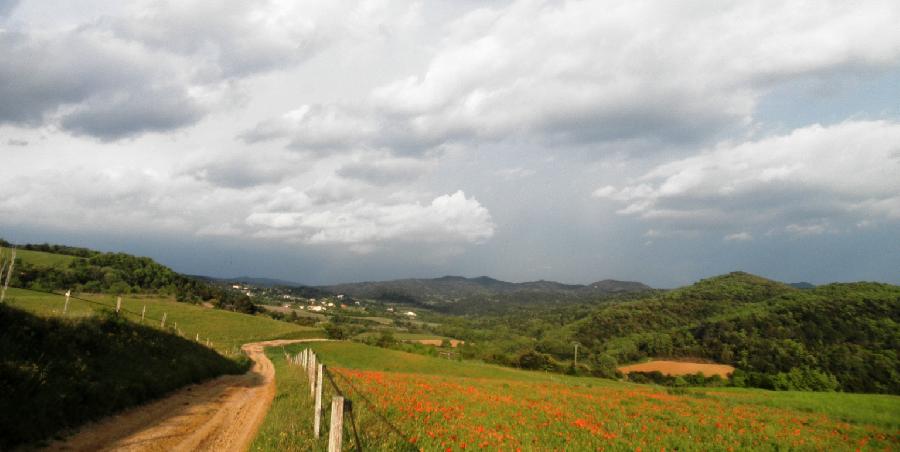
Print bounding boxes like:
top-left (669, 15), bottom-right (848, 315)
top-left (257, 342), bottom-right (899, 451)
top-left (3, 288), bottom-right (324, 352)
top-left (1, 246), bottom-right (79, 268)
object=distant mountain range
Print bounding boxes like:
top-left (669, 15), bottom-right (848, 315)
top-left (189, 275), bottom-right (307, 287)
top-left (318, 275), bottom-right (652, 302)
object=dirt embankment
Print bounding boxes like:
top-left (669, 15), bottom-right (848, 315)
top-left (46, 339), bottom-right (327, 452)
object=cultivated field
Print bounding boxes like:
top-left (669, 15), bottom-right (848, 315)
top-left (256, 342), bottom-right (899, 451)
top-left (618, 360), bottom-right (735, 377)
top-left (412, 339), bottom-right (464, 347)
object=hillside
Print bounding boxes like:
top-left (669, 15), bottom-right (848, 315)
top-left (0, 303), bottom-right (249, 449)
top-left (571, 272), bottom-right (900, 393)
top-left (4, 288), bottom-right (322, 351)
top-left (319, 275), bottom-right (651, 304)
top-left (1, 279), bottom-right (325, 449)
top-left (1, 246), bottom-right (79, 269)
top-left (1, 241), bottom-right (257, 313)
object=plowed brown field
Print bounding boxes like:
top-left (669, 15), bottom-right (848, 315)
top-left (618, 360), bottom-right (734, 377)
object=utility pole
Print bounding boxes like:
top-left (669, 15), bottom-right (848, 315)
top-left (573, 342), bottom-right (580, 367)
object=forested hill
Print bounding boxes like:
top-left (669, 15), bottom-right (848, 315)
top-left (0, 241), bottom-right (255, 313)
top-left (319, 275), bottom-right (652, 304)
top-left (572, 272), bottom-right (900, 393)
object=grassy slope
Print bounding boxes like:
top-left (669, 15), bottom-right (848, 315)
top-left (4, 288), bottom-right (323, 352)
top-left (255, 342), bottom-right (899, 451)
top-left (0, 304), bottom-right (249, 449)
top-left (1, 246), bottom-right (79, 268)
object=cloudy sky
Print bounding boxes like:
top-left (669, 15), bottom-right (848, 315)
top-left (2, 0), bottom-right (899, 287)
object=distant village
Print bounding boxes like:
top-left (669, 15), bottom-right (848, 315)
top-left (225, 282), bottom-right (419, 318)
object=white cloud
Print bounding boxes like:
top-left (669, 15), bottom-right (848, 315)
top-left (595, 120), bottom-right (900, 231)
top-left (244, 190), bottom-right (494, 247)
top-left (0, 144), bottom-right (493, 252)
top-left (785, 221), bottom-right (831, 237)
top-left (252, 0), bottom-right (900, 153)
top-left (724, 232), bottom-right (753, 242)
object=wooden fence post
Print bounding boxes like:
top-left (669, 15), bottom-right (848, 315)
top-left (314, 363), bottom-right (324, 438)
top-left (116, 296), bottom-right (122, 313)
top-left (141, 305), bottom-right (146, 323)
top-left (309, 354), bottom-right (317, 397)
top-left (328, 396), bottom-right (344, 452)
top-left (0, 247), bottom-right (15, 303)
top-left (161, 312), bottom-right (167, 328)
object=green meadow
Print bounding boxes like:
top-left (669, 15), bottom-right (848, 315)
top-left (1, 246), bottom-right (79, 268)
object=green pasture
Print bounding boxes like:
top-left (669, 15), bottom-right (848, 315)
top-left (1, 246), bottom-right (79, 268)
top-left (3, 288), bottom-right (324, 351)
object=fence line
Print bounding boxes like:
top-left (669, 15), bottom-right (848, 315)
top-left (289, 347), bottom-right (418, 452)
top-left (4, 286), bottom-right (229, 354)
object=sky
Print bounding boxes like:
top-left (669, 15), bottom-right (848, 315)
top-left (2, 0), bottom-right (899, 288)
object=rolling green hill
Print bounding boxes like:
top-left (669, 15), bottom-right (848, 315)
top-left (1, 241), bottom-right (258, 313)
top-left (571, 273), bottom-right (900, 393)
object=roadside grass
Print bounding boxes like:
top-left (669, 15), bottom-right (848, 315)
top-left (1, 246), bottom-right (78, 268)
top-left (250, 348), bottom-right (319, 451)
top-left (4, 288), bottom-right (324, 352)
top-left (0, 303), bottom-right (249, 450)
top-left (257, 342), bottom-right (899, 451)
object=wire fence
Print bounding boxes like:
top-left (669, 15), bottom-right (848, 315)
top-left (289, 347), bottom-right (419, 452)
top-left (1, 285), bottom-right (237, 354)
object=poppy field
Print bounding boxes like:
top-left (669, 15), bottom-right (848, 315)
top-left (255, 342), bottom-right (899, 451)
top-left (333, 368), bottom-right (896, 451)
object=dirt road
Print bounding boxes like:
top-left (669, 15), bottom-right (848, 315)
top-left (47, 339), bottom-right (327, 452)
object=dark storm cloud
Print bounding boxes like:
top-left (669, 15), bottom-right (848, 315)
top-left (0, 28), bottom-right (206, 137)
top-left (59, 87), bottom-right (204, 140)
top-left (336, 157), bottom-right (429, 185)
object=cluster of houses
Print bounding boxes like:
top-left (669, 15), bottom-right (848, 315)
top-left (227, 282), bottom-right (419, 318)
